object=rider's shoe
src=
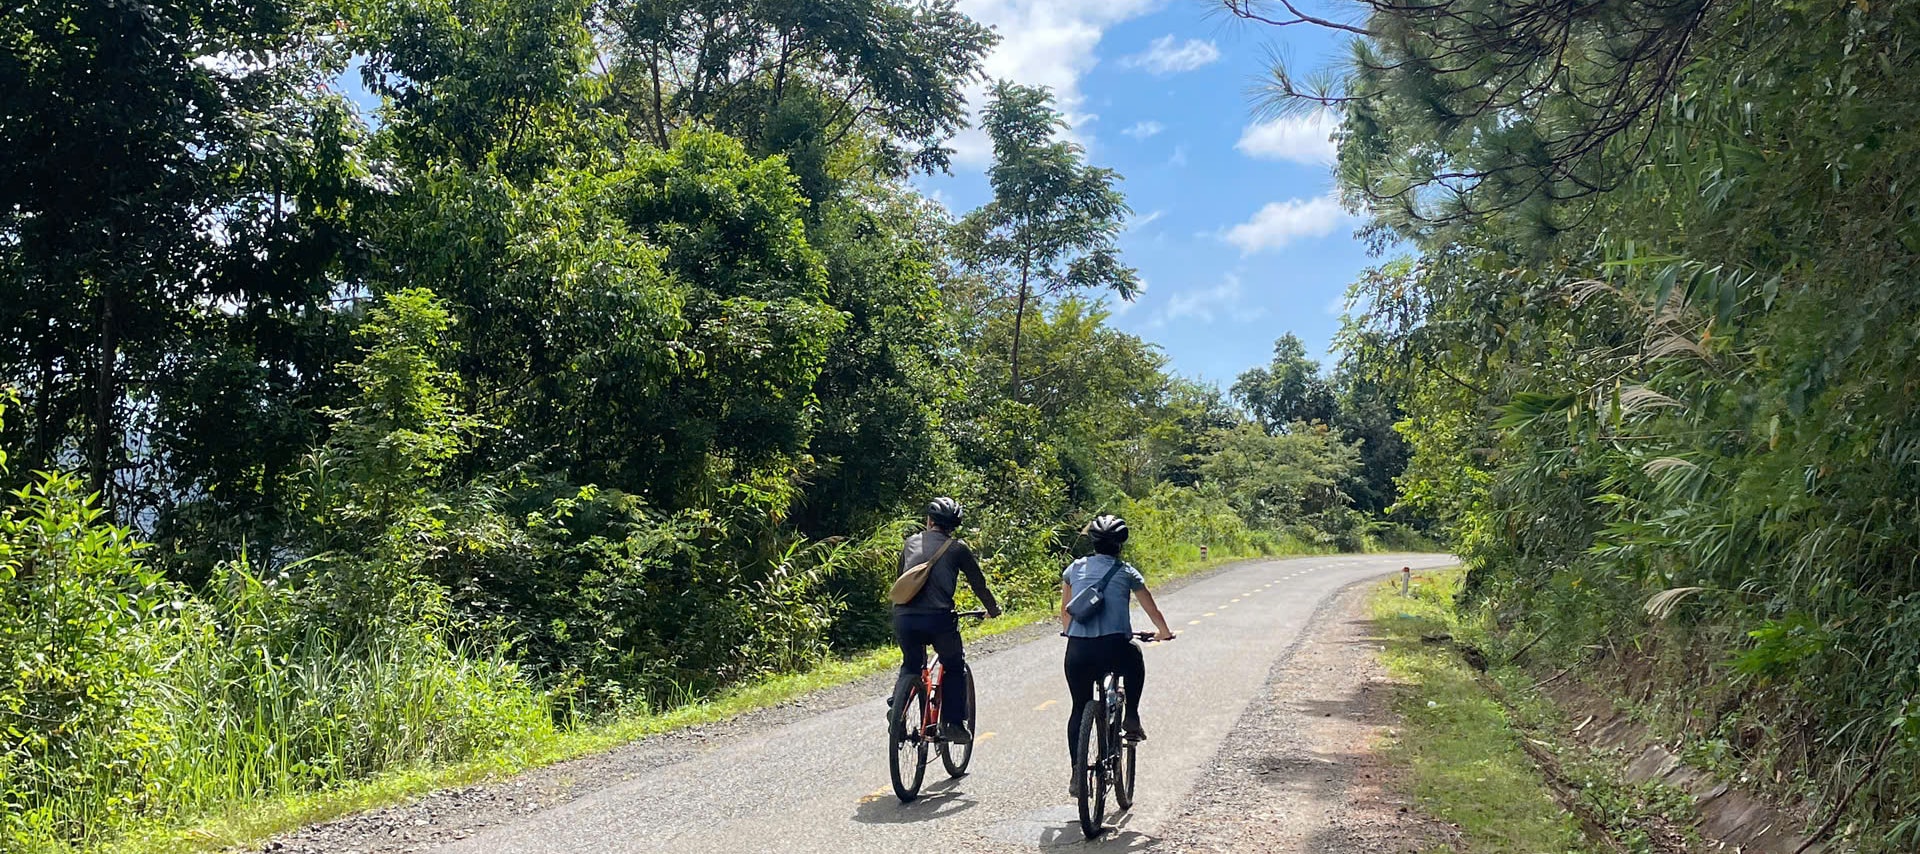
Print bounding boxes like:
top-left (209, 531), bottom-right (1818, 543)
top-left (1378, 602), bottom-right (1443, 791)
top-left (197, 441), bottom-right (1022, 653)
top-left (1123, 715), bottom-right (1148, 742)
top-left (940, 721), bottom-right (974, 744)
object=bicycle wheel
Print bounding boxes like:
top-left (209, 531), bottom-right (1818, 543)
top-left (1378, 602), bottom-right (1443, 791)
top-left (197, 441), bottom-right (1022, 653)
top-left (1075, 702), bottom-right (1107, 838)
top-left (938, 664), bottom-right (976, 777)
top-left (1114, 709), bottom-right (1137, 810)
top-left (889, 677), bottom-right (929, 802)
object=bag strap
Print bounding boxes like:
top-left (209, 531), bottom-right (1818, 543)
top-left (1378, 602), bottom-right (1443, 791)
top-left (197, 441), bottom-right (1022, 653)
top-left (912, 535), bottom-right (957, 575)
top-left (1090, 556), bottom-right (1125, 596)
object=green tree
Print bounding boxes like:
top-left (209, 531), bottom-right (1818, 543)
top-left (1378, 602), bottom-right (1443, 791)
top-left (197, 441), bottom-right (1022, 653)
top-left (601, 0), bottom-right (994, 187)
top-left (294, 288), bottom-right (476, 632)
top-left (1232, 333), bottom-right (1336, 433)
top-left (956, 81), bottom-right (1139, 400)
top-left (1197, 422), bottom-right (1359, 527)
top-left (357, 0), bottom-right (598, 175)
top-left (1253, 0), bottom-right (1920, 840)
top-left (793, 185), bottom-right (956, 535)
top-left (1, 0), bottom-right (357, 525)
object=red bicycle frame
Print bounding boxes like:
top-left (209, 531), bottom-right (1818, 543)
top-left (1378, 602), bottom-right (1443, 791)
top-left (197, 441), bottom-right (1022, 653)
top-left (916, 658), bottom-right (945, 736)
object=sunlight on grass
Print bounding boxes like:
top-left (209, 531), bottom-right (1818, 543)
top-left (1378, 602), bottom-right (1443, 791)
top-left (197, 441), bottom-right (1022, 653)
top-left (1370, 569), bottom-right (1589, 854)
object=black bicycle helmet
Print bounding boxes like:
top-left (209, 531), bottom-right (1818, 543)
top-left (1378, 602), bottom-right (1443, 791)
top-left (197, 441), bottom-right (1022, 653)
top-left (1085, 514), bottom-right (1129, 545)
top-left (926, 497), bottom-right (963, 528)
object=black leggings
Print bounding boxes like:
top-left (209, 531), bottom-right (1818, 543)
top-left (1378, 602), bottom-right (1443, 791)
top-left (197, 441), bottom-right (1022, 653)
top-left (1063, 634), bottom-right (1144, 755)
top-left (894, 612), bottom-right (969, 723)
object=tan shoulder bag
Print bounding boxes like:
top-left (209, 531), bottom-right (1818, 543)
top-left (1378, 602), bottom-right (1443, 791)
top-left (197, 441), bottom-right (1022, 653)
top-left (889, 536), bottom-right (957, 605)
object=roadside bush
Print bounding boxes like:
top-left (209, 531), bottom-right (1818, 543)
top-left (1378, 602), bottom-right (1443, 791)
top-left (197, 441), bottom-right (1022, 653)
top-left (0, 397), bottom-right (552, 852)
top-left (2, 457), bottom-right (168, 846)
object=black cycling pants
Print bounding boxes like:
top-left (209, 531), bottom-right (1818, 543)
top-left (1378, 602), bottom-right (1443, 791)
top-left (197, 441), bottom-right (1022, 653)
top-left (894, 612), bottom-right (969, 724)
top-left (1063, 633), bottom-right (1144, 755)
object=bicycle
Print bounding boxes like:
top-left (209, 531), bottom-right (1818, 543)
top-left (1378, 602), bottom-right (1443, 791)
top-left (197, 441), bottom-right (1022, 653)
top-left (1071, 631), bottom-right (1170, 839)
top-left (887, 609), bottom-right (988, 802)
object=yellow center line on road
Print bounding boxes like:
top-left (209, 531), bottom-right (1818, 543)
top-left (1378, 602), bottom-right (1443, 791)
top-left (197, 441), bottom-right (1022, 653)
top-left (1187, 619), bottom-right (1202, 625)
top-left (1034, 699), bottom-right (1057, 711)
top-left (979, 731), bottom-right (997, 741)
top-left (858, 787), bottom-right (891, 804)
top-left (1203, 612), bottom-right (1216, 617)
top-left (1231, 598), bottom-right (1241, 602)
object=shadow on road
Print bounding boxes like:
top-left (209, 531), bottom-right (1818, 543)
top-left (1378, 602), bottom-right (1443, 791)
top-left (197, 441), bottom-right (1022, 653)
top-left (1007, 808), bottom-right (1156, 850)
top-left (850, 778), bottom-right (978, 825)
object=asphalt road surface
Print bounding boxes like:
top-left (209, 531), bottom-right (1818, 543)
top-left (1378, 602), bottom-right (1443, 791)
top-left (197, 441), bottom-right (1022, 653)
top-left (427, 553), bottom-right (1455, 853)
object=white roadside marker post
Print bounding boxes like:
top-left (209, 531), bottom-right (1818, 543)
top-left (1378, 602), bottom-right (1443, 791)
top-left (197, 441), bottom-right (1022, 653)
top-left (1401, 565), bottom-right (1412, 596)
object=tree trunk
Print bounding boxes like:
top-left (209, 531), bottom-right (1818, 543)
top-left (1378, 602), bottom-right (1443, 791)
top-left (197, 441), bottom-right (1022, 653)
top-left (649, 47), bottom-right (670, 147)
top-left (90, 288), bottom-right (118, 504)
top-left (31, 320), bottom-right (57, 473)
top-left (765, 31), bottom-right (793, 146)
top-left (1009, 258), bottom-right (1031, 401)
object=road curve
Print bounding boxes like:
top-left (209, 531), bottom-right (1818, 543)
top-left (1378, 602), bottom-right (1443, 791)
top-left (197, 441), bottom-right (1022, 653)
top-left (428, 553), bottom-right (1454, 853)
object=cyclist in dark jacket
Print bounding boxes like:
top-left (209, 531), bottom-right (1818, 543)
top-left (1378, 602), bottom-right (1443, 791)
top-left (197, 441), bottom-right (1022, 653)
top-left (895, 497), bottom-right (1001, 743)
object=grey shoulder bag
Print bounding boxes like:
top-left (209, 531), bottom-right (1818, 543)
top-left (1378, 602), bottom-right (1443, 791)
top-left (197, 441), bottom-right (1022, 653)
top-left (1065, 558), bottom-right (1127, 622)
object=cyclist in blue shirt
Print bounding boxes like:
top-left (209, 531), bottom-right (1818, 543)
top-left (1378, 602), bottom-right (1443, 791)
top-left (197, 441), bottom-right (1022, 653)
top-left (1060, 514), bottom-right (1173, 792)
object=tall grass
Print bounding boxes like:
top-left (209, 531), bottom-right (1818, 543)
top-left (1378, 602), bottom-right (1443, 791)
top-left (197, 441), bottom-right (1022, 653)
top-left (5, 557), bottom-right (553, 853)
top-left (139, 593), bottom-right (552, 822)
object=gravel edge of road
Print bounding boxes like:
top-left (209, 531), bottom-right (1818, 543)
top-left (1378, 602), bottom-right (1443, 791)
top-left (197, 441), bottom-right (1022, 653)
top-left (253, 553), bottom-right (1395, 853)
top-left (1148, 574), bottom-right (1463, 853)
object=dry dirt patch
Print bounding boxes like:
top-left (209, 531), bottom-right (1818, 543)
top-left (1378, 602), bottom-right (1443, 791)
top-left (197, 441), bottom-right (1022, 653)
top-left (1150, 581), bottom-right (1462, 853)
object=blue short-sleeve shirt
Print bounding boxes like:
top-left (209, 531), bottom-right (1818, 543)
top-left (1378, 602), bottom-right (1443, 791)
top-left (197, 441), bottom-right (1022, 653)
top-left (1062, 555), bottom-right (1147, 638)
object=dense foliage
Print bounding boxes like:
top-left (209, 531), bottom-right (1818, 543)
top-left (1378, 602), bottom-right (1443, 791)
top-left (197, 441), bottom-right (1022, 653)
top-left (1236, 0), bottom-right (1920, 845)
top-left (0, 1), bottom-right (1418, 848)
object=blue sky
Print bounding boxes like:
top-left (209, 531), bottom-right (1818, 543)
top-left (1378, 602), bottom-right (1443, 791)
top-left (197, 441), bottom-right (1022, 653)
top-left (918, 1), bottom-right (1371, 386)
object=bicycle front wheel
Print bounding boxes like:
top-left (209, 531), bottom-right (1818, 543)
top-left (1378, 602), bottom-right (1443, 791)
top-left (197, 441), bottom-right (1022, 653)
top-left (939, 664), bottom-right (976, 777)
top-left (889, 677), bottom-right (929, 802)
top-left (1075, 702), bottom-right (1106, 838)
top-left (1114, 730), bottom-right (1137, 810)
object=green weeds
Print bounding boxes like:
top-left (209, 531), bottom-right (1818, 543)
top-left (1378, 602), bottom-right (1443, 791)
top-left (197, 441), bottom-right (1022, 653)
top-left (1372, 570), bottom-right (1589, 854)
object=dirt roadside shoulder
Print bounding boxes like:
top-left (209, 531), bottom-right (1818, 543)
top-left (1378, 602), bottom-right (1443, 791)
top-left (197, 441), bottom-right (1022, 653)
top-left (1149, 577), bottom-right (1462, 853)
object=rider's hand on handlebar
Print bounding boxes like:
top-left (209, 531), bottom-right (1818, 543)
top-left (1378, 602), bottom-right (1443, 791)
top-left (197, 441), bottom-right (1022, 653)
top-left (1153, 629), bottom-right (1175, 642)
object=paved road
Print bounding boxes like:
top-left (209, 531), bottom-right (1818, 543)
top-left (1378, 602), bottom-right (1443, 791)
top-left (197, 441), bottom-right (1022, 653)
top-left (430, 553), bottom-right (1454, 853)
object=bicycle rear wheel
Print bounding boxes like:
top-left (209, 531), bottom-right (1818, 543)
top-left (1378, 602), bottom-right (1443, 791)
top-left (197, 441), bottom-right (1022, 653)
top-left (889, 677), bottom-right (929, 802)
top-left (1074, 702), bottom-right (1106, 838)
top-left (938, 664), bottom-right (976, 777)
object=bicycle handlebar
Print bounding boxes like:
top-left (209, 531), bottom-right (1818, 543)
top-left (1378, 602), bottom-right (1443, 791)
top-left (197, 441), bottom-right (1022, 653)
top-left (1057, 631), bottom-right (1176, 642)
top-left (955, 609), bottom-right (990, 619)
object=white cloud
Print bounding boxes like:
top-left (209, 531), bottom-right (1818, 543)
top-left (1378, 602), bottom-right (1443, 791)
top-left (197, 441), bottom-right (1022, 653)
top-left (1165, 273), bottom-right (1241, 323)
top-left (1122, 35), bottom-right (1221, 75)
top-left (1156, 273), bottom-right (1269, 326)
top-left (1236, 109), bottom-right (1340, 165)
top-left (1127, 209), bottom-right (1165, 231)
top-left (1223, 194), bottom-right (1349, 255)
top-left (948, 0), bottom-right (1162, 165)
top-left (1122, 120), bottom-right (1164, 139)
top-left (1169, 145), bottom-right (1189, 167)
